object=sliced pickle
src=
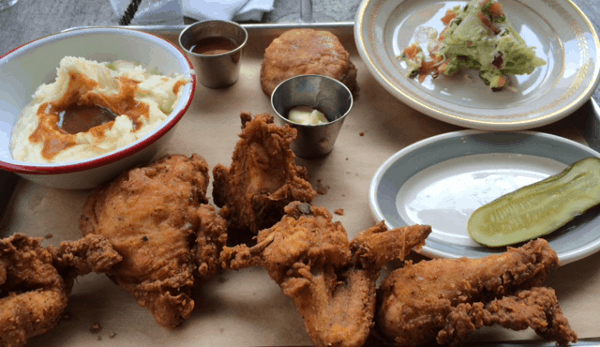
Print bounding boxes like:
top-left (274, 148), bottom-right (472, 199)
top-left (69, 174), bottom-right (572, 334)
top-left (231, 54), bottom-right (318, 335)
top-left (468, 157), bottom-right (600, 247)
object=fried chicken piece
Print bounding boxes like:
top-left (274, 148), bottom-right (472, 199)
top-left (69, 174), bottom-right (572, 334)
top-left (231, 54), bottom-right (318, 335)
top-left (1, 233), bottom-right (121, 347)
top-left (221, 202), bottom-right (431, 347)
top-left (50, 233), bottom-right (124, 291)
top-left (376, 239), bottom-right (577, 346)
top-left (213, 113), bottom-right (316, 240)
top-left (438, 287), bottom-right (578, 346)
top-left (195, 204), bottom-right (229, 281)
top-left (80, 154), bottom-right (228, 329)
top-left (1, 234), bottom-right (68, 347)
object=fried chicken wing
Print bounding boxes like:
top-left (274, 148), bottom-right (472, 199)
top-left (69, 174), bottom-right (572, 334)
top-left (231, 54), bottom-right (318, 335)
top-left (376, 239), bottom-right (577, 346)
top-left (1, 233), bottom-right (121, 347)
top-left (212, 112), bottom-right (316, 240)
top-left (438, 287), bottom-right (577, 346)
top-left (222, 202), bottom-right (431, 347)
top-left (80, 154), bottom-right (228, 329)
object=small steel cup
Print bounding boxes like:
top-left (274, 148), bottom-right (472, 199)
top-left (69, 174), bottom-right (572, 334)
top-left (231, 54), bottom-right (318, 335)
top-left (179, 20), bottom-right (248, 88)
top-left (271, 75), bottom-right (353, 159)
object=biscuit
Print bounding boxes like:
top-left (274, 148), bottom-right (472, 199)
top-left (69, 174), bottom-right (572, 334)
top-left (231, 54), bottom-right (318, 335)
top-left (260, 29), bottom-right (357, 96)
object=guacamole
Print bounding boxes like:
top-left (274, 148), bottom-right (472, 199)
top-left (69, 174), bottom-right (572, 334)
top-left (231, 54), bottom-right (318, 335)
top-left (400, 0), bottom-right (545, 90)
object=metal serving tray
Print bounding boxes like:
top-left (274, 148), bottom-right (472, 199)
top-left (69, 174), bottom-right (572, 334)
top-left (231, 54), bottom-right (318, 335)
top-left (1, 22), bottom-right (600, 347)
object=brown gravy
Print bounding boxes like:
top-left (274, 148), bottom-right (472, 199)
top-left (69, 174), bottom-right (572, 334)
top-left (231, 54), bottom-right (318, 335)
top-left (59, 104), bottom-right (116, 135)
top-left (190, 36), bottom-right (238, 55)
top-left (29, 72), bottom-right (149, 160)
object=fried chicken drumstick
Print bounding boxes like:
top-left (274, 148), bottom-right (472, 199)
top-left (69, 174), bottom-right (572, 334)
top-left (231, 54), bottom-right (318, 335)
top-left (212, 113), bottom-right (316, 240)
top-left (376, 239), bottom-right (577, 347)
top-left (1, 233), bottom-right (121, 347)
top-left (221, 202), bottom-right (432, 347)
top-left (80, 154), bottom-right (228, 329)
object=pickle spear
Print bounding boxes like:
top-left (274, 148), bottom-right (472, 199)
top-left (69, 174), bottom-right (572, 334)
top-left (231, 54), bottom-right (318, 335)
top-left (468, 157), bottom-right (600, 247)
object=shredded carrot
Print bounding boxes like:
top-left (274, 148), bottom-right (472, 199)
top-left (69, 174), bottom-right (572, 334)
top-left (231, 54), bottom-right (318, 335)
top-left (439, 27), bottom-right (449, 42)
top-left (487, 2), bottom-right (504, 16)
top-left (429, 54), bottom-right (443, 63)
top-left (441, 10), bottom-right (457, 25)
top-left (477, 11), bottom-right (493, 29)
top-left (437, 61), bottom-right (449, 74)
top-left (403, 44), bottom-right (421, 59)
top-left (421, 60), bottom-right (438, 73)
top-left (413, 59), bottom-right (441, 82)
top-left (496, 76), bottom-right (507, 88)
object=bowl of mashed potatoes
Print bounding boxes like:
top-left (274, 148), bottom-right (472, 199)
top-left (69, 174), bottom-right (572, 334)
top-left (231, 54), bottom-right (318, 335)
top-left (0, 27), bottom-right (196, 189)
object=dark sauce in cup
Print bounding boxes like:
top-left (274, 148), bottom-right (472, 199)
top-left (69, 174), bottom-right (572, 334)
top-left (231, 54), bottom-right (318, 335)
top-left (190, 37), bottom-right (238, 55)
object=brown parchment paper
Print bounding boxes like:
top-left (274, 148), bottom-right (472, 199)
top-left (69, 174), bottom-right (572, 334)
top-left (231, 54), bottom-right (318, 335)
top-left (1, 26), bottom-right (599, 347)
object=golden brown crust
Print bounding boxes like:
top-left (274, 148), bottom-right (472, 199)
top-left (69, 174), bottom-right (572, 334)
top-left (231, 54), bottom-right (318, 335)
top-left (437, 287), bottom-right (578, 346)
top-left (376, 239), bottom-right (576, 347)
top-left (260, 29), bottom-right (357, 96)
top-left (220, 202), bottom-right (431, 347)
top-left (1, 233), bottom-right (120, 347)
top-left (212, 113), bottom-right (316, 238)
top-left (80, 154), bottom-right (227, 329)
top-left (0, 235), bottom-right (68, 347)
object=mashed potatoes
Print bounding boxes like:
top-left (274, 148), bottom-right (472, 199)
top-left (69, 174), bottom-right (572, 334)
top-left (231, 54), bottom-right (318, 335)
top-left (10, 56), bottom-right (189, 163)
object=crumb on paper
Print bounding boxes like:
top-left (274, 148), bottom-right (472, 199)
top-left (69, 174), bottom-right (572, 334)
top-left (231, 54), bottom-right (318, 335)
top-left (44, 233), bottom-right (53, 239)
top-left (359, 132), bottom-right (365, 136)
top-left (315, 180), bottom-right (329, 195)
top-left (334, 208), bottom-right (345, 216)
top-left (109, 333), bottom-right (117, 339)
top-left (90, 322), bottom-right (102, 334)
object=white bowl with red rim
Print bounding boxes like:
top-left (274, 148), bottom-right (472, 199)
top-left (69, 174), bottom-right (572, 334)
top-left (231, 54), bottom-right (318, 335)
top-left (0, 27), bottom-right (196, 189)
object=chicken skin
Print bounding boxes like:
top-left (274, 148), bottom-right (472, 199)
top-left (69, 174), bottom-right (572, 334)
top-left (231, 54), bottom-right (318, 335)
top-left (221, 202), bottom-right (431, 347)
top-left (1, 233), bottom-right (121, 347)
top-left (212, 112), bottom-right (316, 240)
top-left (80, 154), bottom-right (228, 329)
top-left (437, 287), bottom-right (577, 346)
top-left (376, 239), bottom-right (577, 347)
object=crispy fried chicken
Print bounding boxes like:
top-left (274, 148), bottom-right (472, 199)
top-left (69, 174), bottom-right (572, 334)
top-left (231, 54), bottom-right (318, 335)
top-left (221, 202), bottom-right (431, 347)
top-left (376, 239), bottom-right (577, 346)
top-left (212, 113), bottom-right (316, 241)
top-left (79, 154), bottom-right (228, 329)
top-left (1, 233), bottom-right (121, 347)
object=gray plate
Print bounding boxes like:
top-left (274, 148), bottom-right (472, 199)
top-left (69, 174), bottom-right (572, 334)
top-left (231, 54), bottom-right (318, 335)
top-left (369, 130), bottom-right (600, 265)
top-left (354, 0), bottom-right (600, 130)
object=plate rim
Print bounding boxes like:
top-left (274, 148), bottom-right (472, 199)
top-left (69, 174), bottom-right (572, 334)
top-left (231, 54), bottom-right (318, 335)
top-left (368, 130), bottom-right (600, 265)
top-left (354, 0), bottom-right (600, 131)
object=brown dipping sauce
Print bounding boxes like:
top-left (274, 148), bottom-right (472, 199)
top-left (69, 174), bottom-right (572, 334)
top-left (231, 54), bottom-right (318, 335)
top-left (29, 72), bottom-right (149, 160)
top-left (190, 36), bottom-right (238, 55)
top-left (59, 104), bottom-right (116, 135)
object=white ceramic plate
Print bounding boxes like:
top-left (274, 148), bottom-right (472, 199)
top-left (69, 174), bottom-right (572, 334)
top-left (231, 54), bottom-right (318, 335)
top-left (354, 0), bottom-right (600, 131)
top-left (369, 131), bottom-right (600, 265)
